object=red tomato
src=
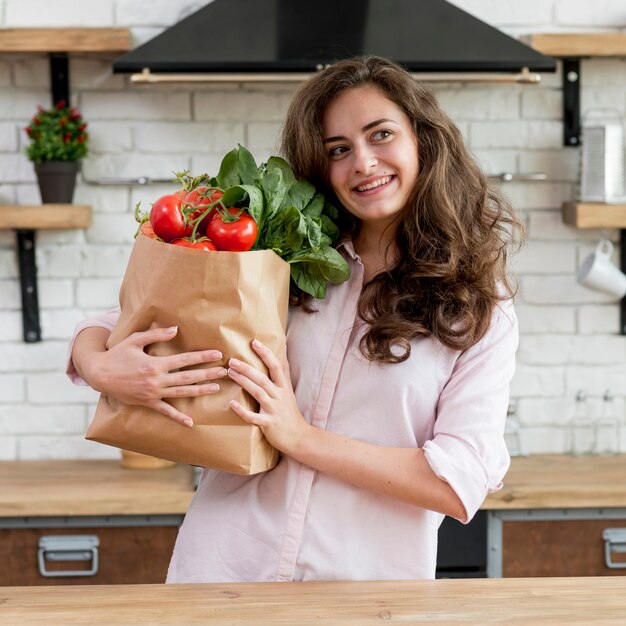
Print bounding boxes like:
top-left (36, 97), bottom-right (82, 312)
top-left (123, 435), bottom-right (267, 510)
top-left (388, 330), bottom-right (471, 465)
top-left (184, 187), bottom-right (224, 234)
top-left (206, 208), bottom-right (258, 252)
top-left (171, 238), bottom-right (217, 251)
top-left (150, 194), bottom-right (191, 242)
top-left (138, 221), bottom-right (158, 239)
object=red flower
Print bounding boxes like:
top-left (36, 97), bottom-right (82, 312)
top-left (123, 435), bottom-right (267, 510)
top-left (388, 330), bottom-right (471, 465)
top-left (56, 99), bottom-right (67, 109)
top-left (78, 123), bottom-right (86, 131)
top-left (37, 105), bottom-right (45, 113)
top-left (63, 132), bottom-right (71, 143)
top-left (32, 116), bottom-right (40, 125)
top-left (25, 127), bottom-right (32, 136)
top-left (59, 118), bottom-right (67, 128)
top-left (78, 135), bottom-right (85, 144)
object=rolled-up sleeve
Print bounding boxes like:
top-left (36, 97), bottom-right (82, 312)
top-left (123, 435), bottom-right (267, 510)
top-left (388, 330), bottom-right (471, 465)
top-left (65, 307), bottom-right (121, 385)
top-left (422, 299), bottom-right (518, 523)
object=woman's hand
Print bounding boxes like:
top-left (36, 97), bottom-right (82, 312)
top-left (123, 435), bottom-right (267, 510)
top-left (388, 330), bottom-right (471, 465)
top-left (227, 339), bottom-right (310, 455)
top-left (82, 326), bottom-right (226, 427)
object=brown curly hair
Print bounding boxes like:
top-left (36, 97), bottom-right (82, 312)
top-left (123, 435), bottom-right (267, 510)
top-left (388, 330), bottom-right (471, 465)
top-left (280, 56), bottom-right (523, 363)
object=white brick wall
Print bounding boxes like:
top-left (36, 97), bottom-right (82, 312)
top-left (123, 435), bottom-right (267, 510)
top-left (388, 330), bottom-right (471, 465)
top-left (0, 0), bottom-right (625, 459)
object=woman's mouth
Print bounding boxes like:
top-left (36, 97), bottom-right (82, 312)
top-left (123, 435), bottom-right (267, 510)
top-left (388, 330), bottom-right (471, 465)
top-left (354, 175), bottom-right (394, 193)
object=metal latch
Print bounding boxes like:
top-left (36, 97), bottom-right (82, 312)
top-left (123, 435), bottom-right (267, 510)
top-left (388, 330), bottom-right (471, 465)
top-left (38, 535), bottom-right (99, 577)
top-left (602, 528), bottom-right (626, 569)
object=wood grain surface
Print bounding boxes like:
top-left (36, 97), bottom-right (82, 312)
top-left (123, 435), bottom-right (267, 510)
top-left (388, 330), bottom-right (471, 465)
top-left (0, 28), bottom-right (131, 52)
top-left (0, 205), bottom-right (91, 230)
top-left (0, 460), bottom-right (195, 517)
top-left (1, 577), bottom-right (625, 625)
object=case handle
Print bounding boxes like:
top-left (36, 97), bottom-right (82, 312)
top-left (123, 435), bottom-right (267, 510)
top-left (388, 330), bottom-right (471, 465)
top-left (38, 535), bottom-right (99, 577)
top-left (603, 528), bottom-right (626, 569)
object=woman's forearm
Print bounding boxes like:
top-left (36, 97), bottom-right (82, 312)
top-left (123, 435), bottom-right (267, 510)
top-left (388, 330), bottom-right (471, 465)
top-left (293, 426), bottom-right (467, 520)
top-left (71, 326), bottom-right (111, 390)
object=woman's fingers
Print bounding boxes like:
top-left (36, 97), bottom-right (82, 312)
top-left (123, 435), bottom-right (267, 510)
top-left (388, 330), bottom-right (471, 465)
top-left (161, 349), bottom-right (224, 372)
top-left (149, 399), bottom-right (194, 427)
top-left (227, 359), bottom-right (270, 402)
top-left (251, 339), bottom-right (286, 385)
top-left (127, 325), bottom-right (179, 348)
top-left (162, 365), bottom-right (227, 388)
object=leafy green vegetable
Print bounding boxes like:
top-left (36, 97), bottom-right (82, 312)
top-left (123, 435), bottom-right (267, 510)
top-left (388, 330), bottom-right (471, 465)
top-left (214, 144), bottom-right (350, 298)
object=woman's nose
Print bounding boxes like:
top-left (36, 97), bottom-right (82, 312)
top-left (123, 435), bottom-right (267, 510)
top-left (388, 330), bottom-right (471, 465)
top-left (352, 145), bottom-right (377, 173)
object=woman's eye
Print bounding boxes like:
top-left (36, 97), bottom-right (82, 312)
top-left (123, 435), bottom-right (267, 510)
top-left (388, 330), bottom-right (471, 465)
top-left (372, 129), bottom-right (392, 141)
top-left (328, 145), bottom-right (349, 158)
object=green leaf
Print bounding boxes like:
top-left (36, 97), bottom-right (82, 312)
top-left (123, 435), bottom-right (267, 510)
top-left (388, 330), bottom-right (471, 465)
top-left (302, 193), bottom-right (324, 217)
top-left (319, 214), bottom-right (340, 242)
top-left (237, 184), bottom-right (265, 224)
top-left (265, 156), bottom-right (296, 187)
top-left (260, 167), bottom-right (286, 220)
top-left (221, 186), bottom-right (247, 207)
top-left (237, 144), bottom-right (260, 185)
top-left (216, 148), bottom-right (241, 188)
top-left (288, 246), bottom-right (351, 297)
top-left (288, 180), bottom-right (316, 211)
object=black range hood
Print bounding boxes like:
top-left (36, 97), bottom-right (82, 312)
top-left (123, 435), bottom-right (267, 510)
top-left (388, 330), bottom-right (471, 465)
top-left (113, 0), bottom-right (556, 78)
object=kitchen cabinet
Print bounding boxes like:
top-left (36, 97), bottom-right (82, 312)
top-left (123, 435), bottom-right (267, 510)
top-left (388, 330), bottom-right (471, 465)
top-left (484, 454), bottom-right (626, 578)
top-left (0, 460), bottom-right (195, 586)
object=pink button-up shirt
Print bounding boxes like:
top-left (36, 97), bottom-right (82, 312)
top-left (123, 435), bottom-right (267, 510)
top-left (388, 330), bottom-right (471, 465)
top-left (67, 240), bottom-right (518, 582)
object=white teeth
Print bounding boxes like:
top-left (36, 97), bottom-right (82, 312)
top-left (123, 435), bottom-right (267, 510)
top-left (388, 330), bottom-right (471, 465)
top-left (356, 176), bottom-right (392, 192)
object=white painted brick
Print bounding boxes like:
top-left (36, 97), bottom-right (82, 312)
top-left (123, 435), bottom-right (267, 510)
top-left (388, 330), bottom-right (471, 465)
top-left (0, 89), bottom-right (56, 119)
top-left (528, 210), bottom-right (607, 241)
top-left (81, 154), bottom-right (192, 183)
top-left (510, 240), bottom-right (575, 274)
top-left (27, 372), bottom-right (99, 404)
top-left (88, 122), bottom-right (133, 154)
top-left (469, 121), bottom-right (562, 149)
top-left (522, 275), bottom-right (617, 305)
top-left (13, 57), bottom-right (48, 88)
top-left (73, 186), bottom-right (130, 214)
top-left (519, 427), bottom-right (567, 454)
top-left (437, 87), bottom-right (520, 121)
top-left (0, 123), bottom-right (18, 151)
top-left (0, 61), bottom-right (10, 86)
top-left (81, 245), bottom-right (132, 277)
top-left (18, 436), bottom-right (119, 460)
top-left (0, 311), bottom-right (22, 342)
top-left (86, 213), bottom-right (137, 244)
top-left (5, 0), bottom-right (114, 26)
top-left (0, 437), bottom-right (17, 461)
top-left (195, 91), bottom-right (293, 122)
top-left (82, 92), bottom-right (191, 121)
top-left (37, 230), bottom-right (86, 246)
top-left (554, 0), bottom-right (626, 27)
top-left (578, 305), bottom-right (620, 334)
top-left (0, 282), bottom-right (21, 310)
top-left (565, 364), bottom-right (626, 396)
top-left (39, 279), bottom-right (74, 308)
top-left (76, 279), bottom-right (121, 308)
top-left (521, 88), bottom-right (562, 120)
top-left (0, 249), bottom-right (18, 279)
top-left (0, 340), bottom-right (67, 372)
top-left (0, 184), bottom-right (16, 204)
top-left (472, 150), bottom-right (518, 177)
top-left (131, 184), bottom-right (184, 210)
top-left (41, 309), bottom-right (87, 340)
top-left (449, 0), bottom-right (553, 25)
top-left (190, 154), bottom-right (232, 178)
top-left (71, 58), bottom-right (126, 90)
top-left (0, 374), bottom-right (25, 403)
top-left (519, 335), bottom-right (626, 365)
top-left (509, 365), bottom-right (565, 397)
top-left (580, 59), bottom-right (626, 86)
top-left (0, 405), bottom-right (86, 435)
top-left (581, 86), bottom-right (626, 116)
top-left (128, 27), bottom-right (164, 48)
top-left (36, 245), bottom-right (81, 278)
top-left (516, 397), bottom-right (575, 427)
top-left (497, 181), bottom-right (575, 211)
top-left (518, 149), bottom-right (580, 183)
top-left (14, 183), bottom-right (42, 205)
top-left (515, 304), bottom-right (577, 334)
top-left (0, 153), bottom-right (36, 183)
top-left (115, 0), bottom-right (206, 26)
top-left (133, 122), bottom-right (245, 153)
top-left (246, 122), bottom-right (282, 154)
top-left (0, 232), bottom-right (15, 247)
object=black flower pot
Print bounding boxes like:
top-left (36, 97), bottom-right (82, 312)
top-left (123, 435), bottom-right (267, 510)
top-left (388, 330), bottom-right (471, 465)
top-left (34, 161), bottom-right (80, 204)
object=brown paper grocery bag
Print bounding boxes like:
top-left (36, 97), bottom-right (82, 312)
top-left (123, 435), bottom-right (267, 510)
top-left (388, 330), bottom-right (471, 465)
top-left (85, 232), bottom-right (289, 475)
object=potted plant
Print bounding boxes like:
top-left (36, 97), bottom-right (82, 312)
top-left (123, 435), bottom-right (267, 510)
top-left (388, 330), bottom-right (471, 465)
top-left (24, 100), bottom-right (89, 204)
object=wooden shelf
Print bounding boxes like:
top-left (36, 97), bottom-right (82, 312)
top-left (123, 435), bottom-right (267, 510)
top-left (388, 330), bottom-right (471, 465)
top-left (0, 204), bottom-right (92, 230)
top-left (0, 28), bottom-right (131, 53)
top-left (562, 202), bottom-right (626, 229)
top-left (526, 32), bottom-right (626, 58)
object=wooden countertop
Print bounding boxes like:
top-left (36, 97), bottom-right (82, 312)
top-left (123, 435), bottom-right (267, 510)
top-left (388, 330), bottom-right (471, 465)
top-left (0, 454), bottom-right (624, 518)
top-left (0, 460), bottom-right (195, 517)
top-left (484, 454), bottom-right (626, 510)
top-left (2, 578), bottom-right (624, 625)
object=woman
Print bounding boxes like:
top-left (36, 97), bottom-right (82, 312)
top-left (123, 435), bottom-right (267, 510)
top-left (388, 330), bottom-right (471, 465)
top-left (68, 56), bottom-right (521, 582)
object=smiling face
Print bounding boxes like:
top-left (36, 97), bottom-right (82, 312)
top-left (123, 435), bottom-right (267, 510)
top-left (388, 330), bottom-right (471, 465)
top-left (323, 85), bottom-right (419, 239)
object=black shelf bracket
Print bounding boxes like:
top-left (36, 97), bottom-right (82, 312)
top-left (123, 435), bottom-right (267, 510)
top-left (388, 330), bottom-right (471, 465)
top-left (14, 52), bottom-right (71, 342)
top-left (621, 230), bottom-right (626, 335)
top-left (16, 230), bottom-right (41, 342)
top-left (49, 52), bottom-right (69, 105)
top-left (563, 58), bottom-right (581, 147)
